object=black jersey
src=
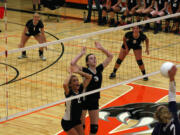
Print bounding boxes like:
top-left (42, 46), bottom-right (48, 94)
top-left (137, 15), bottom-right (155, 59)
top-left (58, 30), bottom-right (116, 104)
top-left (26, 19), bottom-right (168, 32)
top-left (63, 84), bottom-right (83, 121)
top-left (145, 0), bottom-right (153, 8)
top-left (152, 101), bottom-right (180, 135)
top-left (111, 0), bottom-right (118, 6)
top-left (124, 31), bottom-right (147, 47)
top-left (82, 64), bottom-right (104, 101)
top-left (156, 0), bottom-right (167, 11)
top-left (170, 0), bottom-right (179, 13)
top-left (25, 19), bottom-right (44, 36)
top-left (127, 0), bottom-right (138, 10)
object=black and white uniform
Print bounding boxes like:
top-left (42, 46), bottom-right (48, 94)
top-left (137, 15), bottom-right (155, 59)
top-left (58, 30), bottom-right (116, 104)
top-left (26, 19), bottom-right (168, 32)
top-left (25, 19), bottom-right (44, 37)
top-left (127, 0), bottom-right (138, 10)
top-left (111, 0), bottom-right (121, 8)
top-left (170, 0), bottom-right (179, 13)
top-left (82, 64), bottom-right (104, 110)
top-left (122, 31), bottom-right (147, 50)
top-left (156, 0), bottom-right (168, 11)
top-left (152, 81), bottom-right (180, 135)
top-left (168, 0), bottom-right (180, 22)
top-left (145, 0), bottom-right (153, 8)
top-left (61, 85), bottom-right (83, 131)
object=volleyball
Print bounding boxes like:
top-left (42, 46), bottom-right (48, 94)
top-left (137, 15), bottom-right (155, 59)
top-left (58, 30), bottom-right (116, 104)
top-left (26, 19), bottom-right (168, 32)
top-left (160, 62), bottom-right (174, 78)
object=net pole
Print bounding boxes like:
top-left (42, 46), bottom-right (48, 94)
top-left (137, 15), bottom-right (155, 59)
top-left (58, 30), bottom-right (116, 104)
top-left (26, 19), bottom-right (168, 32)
top-left (4, 0), bottom-right (8, 120)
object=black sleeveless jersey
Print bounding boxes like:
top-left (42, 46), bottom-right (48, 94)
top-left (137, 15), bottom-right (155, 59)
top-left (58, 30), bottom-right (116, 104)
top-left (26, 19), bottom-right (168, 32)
top-left (156, 0), bottom-right (167, 10)
top-left (63, 84), bottom-right (83, 121)
top-left (170, 0), bottom-right (179, 13)
top-left (127, 0), bottom-right (138, 9)
top-left (25, 19), bottom-right (44, 35)
top-left (124, 31), bottom-right (147, 46)
top-left (82, 64), bottom-right (104, 101)
top-left (145, 0), bottom-right (153, 8)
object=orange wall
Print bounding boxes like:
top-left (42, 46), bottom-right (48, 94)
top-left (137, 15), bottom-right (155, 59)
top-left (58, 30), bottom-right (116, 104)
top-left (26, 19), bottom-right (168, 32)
top-left (66, 0), bottom-right (88, 5)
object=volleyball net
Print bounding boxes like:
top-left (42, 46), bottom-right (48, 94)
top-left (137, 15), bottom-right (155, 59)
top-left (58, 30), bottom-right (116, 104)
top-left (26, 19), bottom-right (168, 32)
top-left (0, 13), bottom-right (180, 122)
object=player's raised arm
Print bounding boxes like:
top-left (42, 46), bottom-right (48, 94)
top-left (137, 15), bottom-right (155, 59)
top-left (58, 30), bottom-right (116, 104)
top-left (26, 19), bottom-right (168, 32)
top-left (95, 41), bottom-right (113, 68)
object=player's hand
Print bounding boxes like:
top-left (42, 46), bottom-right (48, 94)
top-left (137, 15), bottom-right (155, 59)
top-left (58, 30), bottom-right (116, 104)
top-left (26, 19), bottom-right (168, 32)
top-left (168, 66), bottom-right (177, 81)
top-left (145, 49), bottom-right (149, 55)
top-left (95, 41), bottom-right (103, 50)
top-left (81, 46), bottom-right (86, 55)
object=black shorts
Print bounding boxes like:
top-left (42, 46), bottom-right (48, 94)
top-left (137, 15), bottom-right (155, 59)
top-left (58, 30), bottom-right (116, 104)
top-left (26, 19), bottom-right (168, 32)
top-left (25, 32), bottom-right (41, 37)
top-left (82, 99), bottom-right (99, 110)
top-left (61, 119), bottom-right (81, 131)
top-left (122, 44), bottom-right (142, 50)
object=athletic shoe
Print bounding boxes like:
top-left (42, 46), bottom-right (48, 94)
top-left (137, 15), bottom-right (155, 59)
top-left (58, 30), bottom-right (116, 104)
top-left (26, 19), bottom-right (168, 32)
top-left (84, 19), bottom-right (91, 23)
top-left (40, 55), bottom-right (46, 61)
top-left (109, 72), bottom-right (116, 79)
top-left (143, 77), bottom-right (148, 81)
top-left (18, 55), bottom-right (28, 59)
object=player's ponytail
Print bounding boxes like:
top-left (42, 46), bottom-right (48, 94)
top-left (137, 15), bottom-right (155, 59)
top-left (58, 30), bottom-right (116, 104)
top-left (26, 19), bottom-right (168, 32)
top-left (154, 105), bottom-right (172, 124)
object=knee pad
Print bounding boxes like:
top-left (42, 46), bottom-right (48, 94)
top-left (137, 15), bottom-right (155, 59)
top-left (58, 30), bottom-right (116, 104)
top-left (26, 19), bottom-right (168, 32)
top-left (134, 12), bottom-right (139, 16)
top-left (148, 14), bottom-right (152, 18)
top-left (141, 13), bottom-right (147, 17)
top-left (121, 15), bottom-right (126, 20)
top-left (90, 124), bottom-right (98, 134)
top-left (116, 58), bottom-right (122, 65)
top-left (108, 8), bottom-right (114, 12)
top-left (83, 125), bottom-right (85, 129)
top-left (137, 60), bottom-right (143, 66)
top-left (127, 14), bottom-right (132, 18)
top-left (102, 6), bottom-right (107, 11)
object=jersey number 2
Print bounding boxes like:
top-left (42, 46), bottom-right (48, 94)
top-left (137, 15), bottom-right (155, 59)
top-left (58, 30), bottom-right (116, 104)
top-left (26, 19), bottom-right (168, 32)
top-left (170, 124), bottom-right (176, 135)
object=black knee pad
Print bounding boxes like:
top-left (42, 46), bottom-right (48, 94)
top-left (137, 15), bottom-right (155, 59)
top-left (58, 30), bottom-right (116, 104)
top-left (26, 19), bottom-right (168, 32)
top-left (90, 124), bottom-right (98, 134)
top-left (83, 125), bottom-right (85, 129)
top-left (141, 13), bottom-right (147, 17)
top-left (121, 15), bottom-right (126, 20)
top-left (137, 60), bottom-right (143, 66)
top-left (127, 14), bottom-right (132, 18)
top-left (102, 6), bottom-right (107, 11)
top-left (108, 8), bottom-right (114, 12)
top-left (148, 14), bottom-right (152, 18)
top-left (134, 12), bottom-right (139, 16)
top-left (116, 58), bottom-right (122, 65)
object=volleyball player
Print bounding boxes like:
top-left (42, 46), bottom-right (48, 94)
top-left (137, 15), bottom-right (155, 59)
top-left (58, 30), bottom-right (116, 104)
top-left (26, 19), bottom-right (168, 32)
top-left (165, 0), bottom-right (180, 33)
top-left (109, 26), bottom-right (149, 81)
top-left (150, 0), bottom-right (168, 34)
top-left (18, 13), bottom-right (46, 61)
top-left (61, 64), bottom-right (92, 135)
top-left (33, 0), bottom-right (41, 11)
top-left (152, 65), bottom-right (180, 135)
top-left (101, 0), bottom-right (122, 27)
top-left (136, 0), bottom-right (155, 31)
top-left (119, 0), bottom-right (141, 25)
top-left (84, 0), bottom-right (102, 25)
top-left (71, 42), bottom-right (113, 135)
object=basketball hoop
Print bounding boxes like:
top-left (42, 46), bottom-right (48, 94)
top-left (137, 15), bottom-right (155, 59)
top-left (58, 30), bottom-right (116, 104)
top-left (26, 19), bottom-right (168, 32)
top-left (0, 7), bottom-right (5, 19)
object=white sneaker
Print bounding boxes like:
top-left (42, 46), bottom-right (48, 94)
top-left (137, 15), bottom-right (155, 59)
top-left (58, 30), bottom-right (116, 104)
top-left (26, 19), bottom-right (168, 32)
top-left (40, 55), bottom-right (46, 61)
top-left (18, 55), bottom-right (27, 59)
